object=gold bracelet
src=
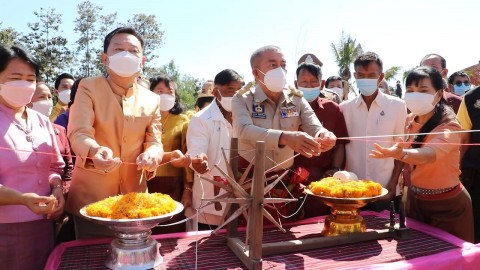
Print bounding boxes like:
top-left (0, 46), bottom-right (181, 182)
top-left (184, 185), bottom-right (193, 192)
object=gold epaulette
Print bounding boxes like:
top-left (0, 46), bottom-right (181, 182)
top-left (287, 85), bottom-right (303, 97)
top-left (238, 81), bottom-right (255, 95)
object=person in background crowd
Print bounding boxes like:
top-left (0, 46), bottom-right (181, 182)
top-left (340, 51), bottom-right (407, 211)
top-left (67, 27), bottom-right (164, 239)
top-left (372, 66), bottom-right (473, 242)
top-left (233, 45), bottom-right (336, 222)
top-left (194, 93), bottom-right (215, 111)
top-left (29, 81), bottom-right (75, 243)
top-left (379, 80), bottom-right (391, 95)
top-left (148, 74), bottom-right (192, 233)
top-left (294, 62), bottom-right (349, 218)
top-left (49, 73), bottom-right (74, 122)
top-left (420, 53), bottom-right (462, 113)
top-left (0, 45), bottom-right (65, 269)
top-left (325, 75), bottom-right (346, 101)
top-left (395, 80), bottom-right (403, 98)
top-left (200, 80), bottom-right (214, 95)
top-left (54, 78), bottom-right (83, 134)
top-left (297, 53), bottom-right (341, 104)
top-left (448, 71), bottom-right (471, 96)
top-left (457, 84), bottom-right (480, 243)
top-left (30, 82), bottom-right (73, 191)
top-left (184, 69), bottom-right (244, 231)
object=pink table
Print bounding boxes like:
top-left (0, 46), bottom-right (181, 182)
top-left (45, 211), bottom-right (480, 269)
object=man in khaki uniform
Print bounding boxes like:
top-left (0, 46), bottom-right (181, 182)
top-left (67, 27), bottom-right (164, 239)
top-left (232, 45), bottom-right (336, 173)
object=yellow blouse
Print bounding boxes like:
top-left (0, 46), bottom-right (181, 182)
top-left (156, 113), bottom-right (193, 183)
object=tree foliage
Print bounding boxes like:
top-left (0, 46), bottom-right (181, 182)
top-left (74, 1), bottom-right (101, 77)
top-left (18, 7), bottom-right (72, 85)
top-left (384, 66), bottom-right (402, 82)
top-left (1, 2), bottom-right (198, 110)
top-left (0, 23), bottom-right (21, 47)
top-left (330, 32), bottom-right (363, 82)
top-left (126, 14), bottom-right (164, 68)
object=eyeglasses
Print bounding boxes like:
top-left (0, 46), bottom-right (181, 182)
top-left (454, 82), bottom-right (470, 87)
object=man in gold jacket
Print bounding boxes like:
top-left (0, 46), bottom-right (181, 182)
top-left (67, 27), bottom-right (164, 239)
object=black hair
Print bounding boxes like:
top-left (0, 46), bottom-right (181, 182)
top-left (420, 54), bottom-right (446, 69)
top-left (68, 77), bottom-right (84, 108)
top-left (325, 76), bottom-right (343, 88)
top-left (149, 74), bottom-right (185, 115)
top-left (406, 66), bottom-right (455, 148)
top-left (195, 96), bottom-right (215, 110)
top-left (214, 69), bottom-right (244, 86)
top-left (0, 45), bottom-right (39, 77)
top-left (54, 73), bottom-right (74, 90)
top-left (103, 27), bottom-right (145, 53)
top-left (296, 62), bottom-right (322, 80)
top-left (447, 71), bottom-right (470, 85)
top-left (354, 51), bottom-right (383, 72)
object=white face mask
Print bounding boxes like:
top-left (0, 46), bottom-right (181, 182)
top-left (108, 51), bottom-right (142, 77)
top-left (258, 67), bottom-right (287, 93)
top-left (298, 86), bottom-right (320, 102)
top-left (404, 92), bottom-right (438, 116)
top-left (329, 87), bottom-right (343, 98)
top-left (58, 89), bottom-right (71, 104)
top-left (159, 93), bottom-right (176, 111)
top-left (32, 99), bottom-right (53, 117)
top-left (0, 80), bottom-right (36, 107)
top-left (356, 78), bottom-right (378, 96)
top-left (218, 90), bottom-right (233, 112)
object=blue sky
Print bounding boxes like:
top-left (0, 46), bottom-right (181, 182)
top-left (1, 0), bottom-right (479, 87)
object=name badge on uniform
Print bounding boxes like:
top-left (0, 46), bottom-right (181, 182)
top-left (280, 105), bottom-right (299, 118)
top-left (252, 104), bottom-right (267, 119)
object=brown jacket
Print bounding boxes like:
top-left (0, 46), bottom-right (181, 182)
top-left (66, 77), bottom-right (163, 215)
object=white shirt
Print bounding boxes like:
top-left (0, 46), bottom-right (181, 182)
top-left (340, 91), bottom-right (407, 187)
top-left (186, 101), bottom-right (231, 225)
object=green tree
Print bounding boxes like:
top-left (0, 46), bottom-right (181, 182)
top-left (384, 66), bottom-right (402, 82)
top-left (19, 7), bottom-right (72, 85)
top-left (330, 32), bottom-right (363, 82)
top-left (74, 1), bottom-right (102, 77)
top-left (330, 32), bottom-right (363, 97)
top-left (155, 60), bottom-right (199, 110)
top-left (126, 14), bottom-right (164, 69)
top-left (93, 12), bottom-right (119, 76)
top-left (0, 23), bottom-right (21, 47)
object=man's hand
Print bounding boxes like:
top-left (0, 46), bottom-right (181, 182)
top-left (136, 151), bottom-right (159, 172)
top-left (279, 131), bottom-right (321, 158)
top-left (88, 146), bottom-right (121, 172)
top-left (21, 193), bottom-right (57, 215)
top-left (191, 153), bottom-right (209, 174)
top-left (315, 131), bottom-right (337, 152)
top-left (170, 150), bottom-right (192, 168)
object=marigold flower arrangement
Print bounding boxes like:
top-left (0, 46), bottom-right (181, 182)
top-left (308, 177), bottom-right (383, 198)
top-left (85, 192), bottom-right (177, 219)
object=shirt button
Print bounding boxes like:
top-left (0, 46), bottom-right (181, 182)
top-left (123, 137), bottom-right (127, 142)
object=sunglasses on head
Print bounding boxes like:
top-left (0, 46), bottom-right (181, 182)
top-left (455, 81), bottom-right (470, 87)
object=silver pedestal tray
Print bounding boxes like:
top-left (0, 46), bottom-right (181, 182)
top-left (80, 201), bottom-right (184, 270)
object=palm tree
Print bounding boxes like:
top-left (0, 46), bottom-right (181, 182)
top-left (330, 32), bottom-right (363, 82)
top-left (330, 32), bottom-right (363, 97)
top-left (384, 66), bottom-right (402, 82)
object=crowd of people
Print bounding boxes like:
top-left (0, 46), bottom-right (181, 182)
top-left (1, 26), bottom-right (479, 269)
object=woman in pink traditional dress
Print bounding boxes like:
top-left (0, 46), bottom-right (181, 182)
top-left (0, 45), bottom-right (65, 270)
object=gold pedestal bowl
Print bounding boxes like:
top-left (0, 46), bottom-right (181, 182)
top-left (80, 201), bottom-right (184, 270)
top-left (305, 188), bottom-right (388, 236)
